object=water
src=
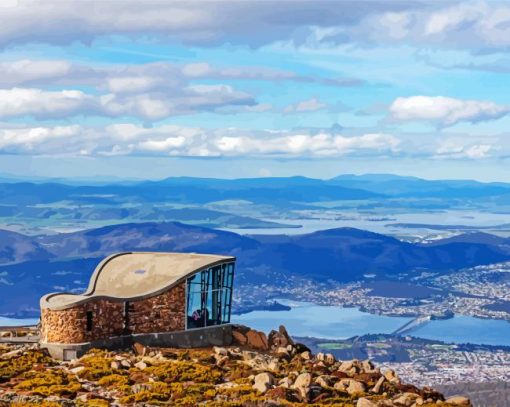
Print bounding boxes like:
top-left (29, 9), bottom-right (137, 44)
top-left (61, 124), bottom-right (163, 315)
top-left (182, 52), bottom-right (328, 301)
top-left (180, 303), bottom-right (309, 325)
top-left (232, 303), bottom-right (510, 346)
top-left (233, 303), bottom-right (412, 339)
top-left (411, 315), bottom-right (510, 347)
top-left (0, 316), bottom-right (39, 327)
top-left (221, 210), bottom-right (510, 238)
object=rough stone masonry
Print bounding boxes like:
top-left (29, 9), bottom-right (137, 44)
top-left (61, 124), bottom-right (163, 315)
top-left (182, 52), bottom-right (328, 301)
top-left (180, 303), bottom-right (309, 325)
top-left (40, 282), bottom-right (185, 344)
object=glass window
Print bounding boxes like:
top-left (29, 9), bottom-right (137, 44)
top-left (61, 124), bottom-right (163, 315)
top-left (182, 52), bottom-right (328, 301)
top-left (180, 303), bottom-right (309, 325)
top-left (186, 262), bottom-right (235, 329)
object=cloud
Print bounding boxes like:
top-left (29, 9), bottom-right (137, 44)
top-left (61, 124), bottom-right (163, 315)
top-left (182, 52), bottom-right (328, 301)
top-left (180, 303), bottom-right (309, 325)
top-left (389, 95), bottom-right (510, 126)
top-left (0, 59), bottom-right (72, 86)
top-left (0, 88), bottom-right (93, 119)
top-left (0, 58), bottom-right (363, 121)
top-left (0, 1), bottom-right (507, 53)
top-left (0, 123), bottom-right (400, 158)
top-left (0, 1), bottom-right (412, 48)
top-left (435, 139), bottom-right (493, 159)
top-left (307, 1), bottom-right (510, 52)
top-left (0, 85), bottom-right (255, 121)
top-left (0, 59), bottom-right (363, 91)
top-left (0, 125), bottom-right (83, 152)
top-left (284, 98), bottom-right (327, 114)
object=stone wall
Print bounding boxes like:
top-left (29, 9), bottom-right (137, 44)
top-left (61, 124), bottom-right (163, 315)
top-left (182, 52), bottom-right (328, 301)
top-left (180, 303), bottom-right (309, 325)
top-left (40, 299), bottom-right (124, 344)
top-left (41, 282), bottom-right (186, 344)
top-left (126, 282), bottom-right (185, 334)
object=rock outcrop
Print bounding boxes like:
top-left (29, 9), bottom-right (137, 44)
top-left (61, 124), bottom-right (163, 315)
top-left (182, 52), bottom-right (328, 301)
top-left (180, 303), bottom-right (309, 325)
top-left (0, 325), bottom-right (471, 406)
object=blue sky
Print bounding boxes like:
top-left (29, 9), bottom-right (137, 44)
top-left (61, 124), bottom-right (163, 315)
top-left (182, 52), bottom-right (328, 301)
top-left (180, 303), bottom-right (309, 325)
top-left (0, 1), bottom-right (510, 181)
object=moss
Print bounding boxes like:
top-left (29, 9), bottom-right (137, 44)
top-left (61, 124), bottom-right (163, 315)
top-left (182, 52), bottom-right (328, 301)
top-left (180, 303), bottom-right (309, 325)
top-left (0, 350), bottom-right (53, 381)
top-left (10, 402), bottom-right (64, 407)
top-left (14, 369), bottom-right (81, 397)
top-left (76, 349), bottom-right (115, 380)
top-left (144, 360), bottom-right (223, 383)
top-left (119, 381), bottom-right (172, 404)
top-left (79, 399), bottom-right (111, 407)
top-left (96, 373), bottom-right (130, 388)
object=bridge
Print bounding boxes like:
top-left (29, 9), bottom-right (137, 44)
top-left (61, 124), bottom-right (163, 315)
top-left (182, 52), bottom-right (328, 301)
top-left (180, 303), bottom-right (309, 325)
top-left (392, 315), bottom-right (432, 336)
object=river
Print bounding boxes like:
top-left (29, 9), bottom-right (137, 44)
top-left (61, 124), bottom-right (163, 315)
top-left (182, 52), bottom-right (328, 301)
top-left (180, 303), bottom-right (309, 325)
top-left (232, 301), bottom-right (510, 347)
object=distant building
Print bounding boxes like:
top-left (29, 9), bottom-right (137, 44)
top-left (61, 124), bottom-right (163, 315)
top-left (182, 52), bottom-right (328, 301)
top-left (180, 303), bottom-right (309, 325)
top-left (40, 252), bottom-right (235, 360)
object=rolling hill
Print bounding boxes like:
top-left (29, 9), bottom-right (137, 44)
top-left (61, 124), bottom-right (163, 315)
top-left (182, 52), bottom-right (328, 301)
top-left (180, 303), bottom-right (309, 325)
top-left (1, 222), bottom-right (510, 317)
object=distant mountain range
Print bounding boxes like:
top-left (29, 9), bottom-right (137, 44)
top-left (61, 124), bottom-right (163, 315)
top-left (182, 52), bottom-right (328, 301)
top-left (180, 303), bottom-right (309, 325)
top-left (2, 173), bottom-right (510, 207)
top-left (1, 173), bottom-right (510, 235)
top-left (1, 221), bottom-right (510, 317)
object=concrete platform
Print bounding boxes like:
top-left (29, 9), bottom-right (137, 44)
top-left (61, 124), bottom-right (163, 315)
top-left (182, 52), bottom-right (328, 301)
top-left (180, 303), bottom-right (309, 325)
top-left (40, 324), bottom-right (233, 360)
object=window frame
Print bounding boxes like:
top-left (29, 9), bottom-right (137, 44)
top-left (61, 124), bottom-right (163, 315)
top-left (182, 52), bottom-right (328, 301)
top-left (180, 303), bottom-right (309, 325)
top-left (185, 261), bottom-right (235, 330)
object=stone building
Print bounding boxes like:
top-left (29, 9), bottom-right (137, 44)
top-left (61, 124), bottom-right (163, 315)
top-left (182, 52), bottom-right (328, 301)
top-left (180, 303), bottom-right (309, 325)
top-left (40, 251), bottom-right (235, 359)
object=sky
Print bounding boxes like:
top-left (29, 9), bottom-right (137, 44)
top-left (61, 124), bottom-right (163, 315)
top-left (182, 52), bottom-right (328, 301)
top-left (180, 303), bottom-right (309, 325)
top-left (0, 0), bottom-right (510, 181)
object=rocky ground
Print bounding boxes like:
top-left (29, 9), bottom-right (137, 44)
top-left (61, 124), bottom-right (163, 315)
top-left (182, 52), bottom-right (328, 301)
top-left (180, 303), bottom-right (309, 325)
top-left (0, 325), bottom-right (471, 406)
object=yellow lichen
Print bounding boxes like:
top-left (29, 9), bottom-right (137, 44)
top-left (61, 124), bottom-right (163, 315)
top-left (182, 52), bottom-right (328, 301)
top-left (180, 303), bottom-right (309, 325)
top-left (0, 350), bottom-right (53, 380)
top-left (14, 368), bottom-right (81, 397)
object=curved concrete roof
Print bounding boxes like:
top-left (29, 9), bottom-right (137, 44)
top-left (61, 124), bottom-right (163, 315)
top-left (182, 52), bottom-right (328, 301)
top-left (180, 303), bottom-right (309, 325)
top-left (40, 252), bottom-right (235, 310)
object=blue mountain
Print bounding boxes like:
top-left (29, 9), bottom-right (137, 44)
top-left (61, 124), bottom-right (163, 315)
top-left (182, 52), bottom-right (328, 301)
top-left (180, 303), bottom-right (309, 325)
top-left (1, 222), bottom-right (510, 317)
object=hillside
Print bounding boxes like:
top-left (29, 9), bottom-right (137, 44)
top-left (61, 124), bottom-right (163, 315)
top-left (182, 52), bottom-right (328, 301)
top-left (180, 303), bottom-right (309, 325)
top-left (0, 230), bottom-right (53, 265)
top-left (1, 222), bottom-right (510, 317)
top-left (0, 325), bottom-right (471, 406)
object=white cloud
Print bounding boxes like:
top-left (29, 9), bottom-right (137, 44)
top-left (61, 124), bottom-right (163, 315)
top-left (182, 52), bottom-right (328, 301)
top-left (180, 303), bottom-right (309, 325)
top-left (435, 139), bottom-right (493, 159)
top-left (0, 1), bottom-right (408, 48)
top-left (0, 125), bottom-right (81, 151)
top-left (283, 98), bottom-right (327, 114)
top-left (0, 1), bottom-right (507, 52)
top-left (0, 123), bottom-right (400, 158)
top-left (0, 88), bottom-right (93, 119)
top-left (0, 84), bottom-right (254, 121)
top-left (138, 137), bottom-right (187, 152)
top-left (214, 132), bottom-right (399, 156)
top-left (308, 1), bottom-right (510, 52)
top-left (0, 59), bottom-right (71, 86)
top-left (389, 95), bottom-right (510, 126)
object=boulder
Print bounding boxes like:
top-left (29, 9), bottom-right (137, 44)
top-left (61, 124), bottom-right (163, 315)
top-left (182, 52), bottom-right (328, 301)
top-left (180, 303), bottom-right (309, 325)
top-left (331, 370), bottom-right (350, 379)
top-left (275, 346), bottom-right (290, 359)
top-left (243, 352), bottom-right (279, 371)
top-left (110, 361), bottom-right (122, 370)
top-left (120, 359), bottom-right (132, 368)
top-left (315, 375), bottom-right (332, 388)
top-left (355, 372), bottom-right (383, 383)
top-left (338, 360), bottom-right (355, 373)
top-left (232, 324), bottom-right (252, 346)
top-left (132, 342), bottom-right (148, 356)
top-left (279, 377), bottom-right (293, 388)
top-left (445, 396), bottom-right (471, 406)
top-left (268, 325), bottom-right (294, 349)
top-left (253, 372), bottom-right (274, 394)
top-left (300, 351), bottom-right (311, 360)
top-left (134, 361), bottom-right (147, 370)
top-left (371, 376), bottom-right (386, 394)
top-left (292, 372), bottom-right (312, 389)
top-left (357, 398), bottom-right (379, 407)
top-left (265, 386), bottom-right (300, 403)
top-left (242, 350), bottom-right (258, 361)
top-left (334, 378), bottom-right (366, 396)
top-left (213, 346), bottom-right (228, 356)
top-left (325, 353), bottom-right (335, 365)
top-left (293, 342), bottom-right (311, 354)
top-left (69, 366), bottom-right (85, 374)
top-left (214, 354), bottom-right (229, 367)
top-left (292, 372), bottom-right (312, 400)
top-left (246, 329), bottom-right (269, 351)
top-left (384, 369), bottom-right (400, 384)
top-left (393, 392), bottom-right (420, 406)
